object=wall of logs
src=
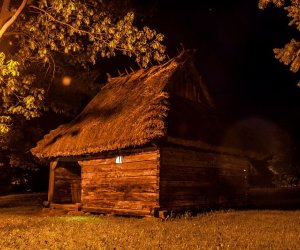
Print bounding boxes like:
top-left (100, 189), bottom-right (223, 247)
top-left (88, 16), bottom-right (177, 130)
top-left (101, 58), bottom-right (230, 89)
top-left (50, 146), bottom-right (250, 216)
top-left (159, 146), bottom-right (249, 211)
top-left (78, 149), bottom-right (160, 216)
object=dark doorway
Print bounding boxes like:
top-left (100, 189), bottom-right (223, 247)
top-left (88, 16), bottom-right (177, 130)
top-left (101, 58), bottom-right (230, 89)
top-left (53, 161), bottom-right (81, 204)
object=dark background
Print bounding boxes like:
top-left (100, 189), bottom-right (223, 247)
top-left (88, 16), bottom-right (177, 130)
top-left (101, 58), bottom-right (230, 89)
top-left (132, 0), bottom-right (300, 158)
top-left (153, 0), bottom-right (299, 116)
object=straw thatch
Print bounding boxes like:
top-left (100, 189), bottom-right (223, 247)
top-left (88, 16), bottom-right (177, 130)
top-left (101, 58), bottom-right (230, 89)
top-left (31, 51), bottom-right (212, 158)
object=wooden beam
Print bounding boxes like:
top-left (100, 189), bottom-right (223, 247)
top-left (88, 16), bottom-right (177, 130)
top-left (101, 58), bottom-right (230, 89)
top-left (82, 207), bottom-right (153, 217)
top-left (48, 161), bottom-right (58, 203)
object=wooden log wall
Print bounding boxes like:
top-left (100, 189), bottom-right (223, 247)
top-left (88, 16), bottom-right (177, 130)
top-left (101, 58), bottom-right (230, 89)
top-left (79, 150), bottom-right (159, 216)
top-left (159, 146), bottom-right (249, 211)
top-left (53, 162), bottom-right (81, 204)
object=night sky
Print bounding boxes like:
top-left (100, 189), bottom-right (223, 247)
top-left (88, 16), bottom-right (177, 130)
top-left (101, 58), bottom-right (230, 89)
top-left (138, 0), bottom-right (300, 156)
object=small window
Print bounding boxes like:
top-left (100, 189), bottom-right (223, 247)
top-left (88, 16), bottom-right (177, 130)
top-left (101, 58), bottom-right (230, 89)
top-left (116, 156), bottom-right (123, 164)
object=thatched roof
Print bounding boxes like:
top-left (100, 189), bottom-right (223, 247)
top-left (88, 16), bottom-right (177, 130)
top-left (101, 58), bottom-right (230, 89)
top-left (31, 51), bottom-right (212, 159)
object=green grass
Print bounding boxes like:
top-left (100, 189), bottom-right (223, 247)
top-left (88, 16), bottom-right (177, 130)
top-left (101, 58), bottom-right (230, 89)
top-left (0, 206), bottom-right (299, 249)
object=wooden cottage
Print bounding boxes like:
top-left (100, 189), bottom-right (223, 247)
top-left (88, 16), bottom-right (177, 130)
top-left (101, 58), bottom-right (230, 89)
top-left (31, 52), bottom-right (250, 217)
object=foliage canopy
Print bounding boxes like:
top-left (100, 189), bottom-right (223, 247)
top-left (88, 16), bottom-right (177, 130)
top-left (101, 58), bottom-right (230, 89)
top-left (259, 0), bottom-right (300, 84)
top-left (0, 52), bottom-right (44, 134)
top-left (0, 0), bottom-right (166, 134)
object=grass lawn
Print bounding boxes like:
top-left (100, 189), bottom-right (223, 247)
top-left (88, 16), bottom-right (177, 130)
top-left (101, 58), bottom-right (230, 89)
top-left (0, 206), bottom-right (299, 250)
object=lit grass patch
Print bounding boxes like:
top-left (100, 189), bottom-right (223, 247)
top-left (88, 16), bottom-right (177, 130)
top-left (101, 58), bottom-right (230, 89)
top-left (0, 206), bottom-right (299, 249)
top-left (54, 216), bottom-right (94, 222)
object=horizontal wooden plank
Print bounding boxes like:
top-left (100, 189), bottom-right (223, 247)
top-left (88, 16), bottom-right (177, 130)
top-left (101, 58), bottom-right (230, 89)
top-left (82, 169), bottom-right (158, 179)
top-left (160, 192), bottom-right (247, 201)
top-left (160, 173), bottom-right (214, 183)
top-left (162, 147), bottom-right (216, 160)
top-left (160, 194), bottom-right (208, 202)
top-left (160, 195), bottom-right (247, 207)
top-left (160, 200), bottom-right (211, 207)
top-left (82, 183), bottom-right (158, 190)
top-left (161, 147), bottom-right (249, 166)
top-left (159, 201), bottom-right (247, 211)
top-left (160, 179), bottom-right (246, 188)
top-left (82, 176), bottom-right (158, 185)
top-left (159, 195), bottom-right (247, 205)
top-left (113, 200), bottom-right (157, 210)
top-left (160, 172), bottom-right (245, 182)
top-left (83, 200), bottom-right (158, 210)
top-left (79, 150), bottom-right (159, 166)
top-left (82, 200), bottom-right (159, 209)
top-left (159, 204), bottom-right (210, 210)
top-left (81, 183), bottom-right (158, 193)
top-left (159, 175), bottom-right (246, 183)
top-left (160, 180), bottom-right (214, 188)
top-left (160, 188), bottom-right (247, 196)
top-left (82, 191), bottom-right (158, 202)
top-left (82, 200), bottom-right (116, 208)
top-left (81, 161), bottom-right (158, 173)
top-left (160, 186), bottom-right (210, 194)
top-left (82, 207), bottom-right (154, 216)
top-left (161, 177), bottom-right (247, 188)
top-left (162, 158), bottom-right (249, 171)
top-left (160, 186), bottom-right (247, 195)
top-left (159, 190), bottom-right (247, 199)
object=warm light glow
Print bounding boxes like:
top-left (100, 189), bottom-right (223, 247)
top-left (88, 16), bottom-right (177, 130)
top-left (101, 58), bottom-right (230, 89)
top-left (62, 76), bottom-right (72, 86)
top-left (116, 156), bottom-right (123, 164)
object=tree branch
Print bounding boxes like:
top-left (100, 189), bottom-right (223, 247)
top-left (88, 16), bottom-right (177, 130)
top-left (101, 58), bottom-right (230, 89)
top-left (29, 5), bottom-right (123, 50)
top-left (0, 0), bottom-right (28, 39)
